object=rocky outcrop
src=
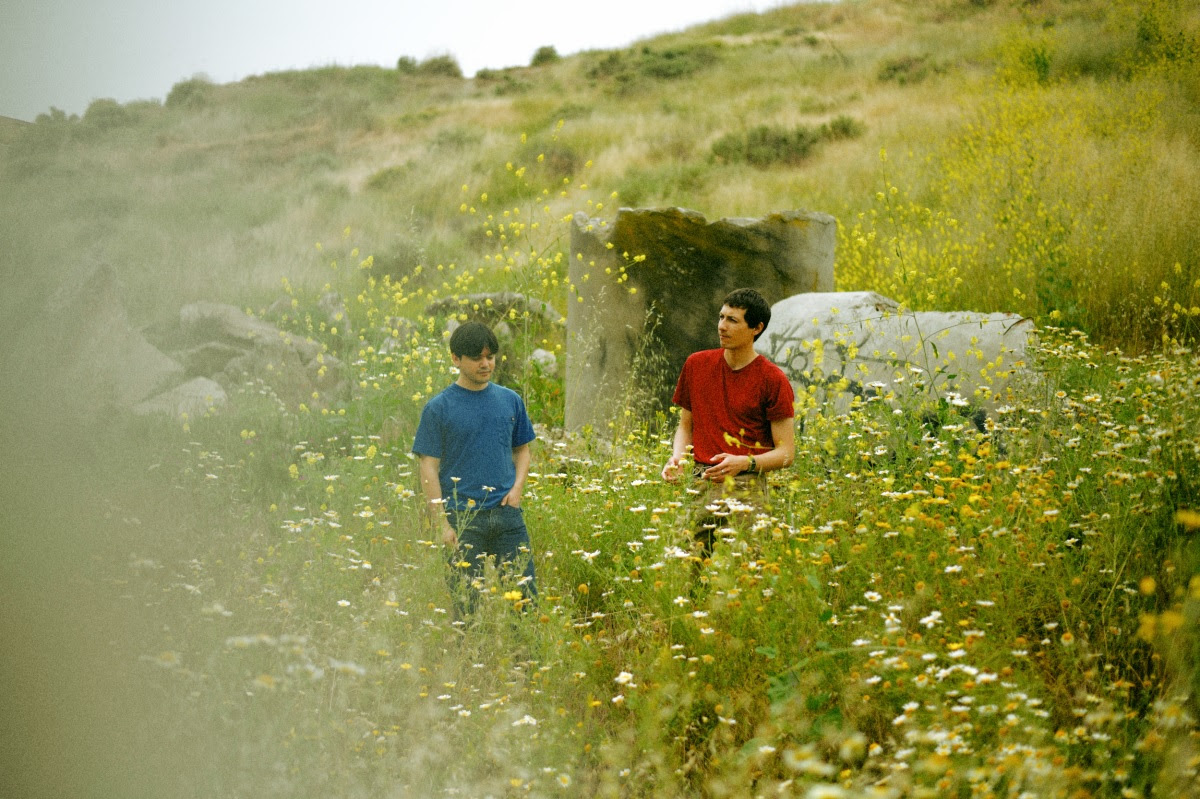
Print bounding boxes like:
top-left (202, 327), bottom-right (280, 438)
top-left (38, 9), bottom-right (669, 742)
top-left (35, 264), bottom-right (186, 417)
top-left (566, 207), bottom-right (837, 430)
top-left (11, 263), bottom-right (349, 422)
top-left (145, 301), bottom-right (347, 414)
top-left (425, 291), bottom-right (565, 326)
top-left (132, 377), bottom-right (227, 418)
top-left (755, 291), bottom-right (1035, 414)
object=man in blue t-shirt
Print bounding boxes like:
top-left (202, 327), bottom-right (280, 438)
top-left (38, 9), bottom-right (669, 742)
top-left (412, 321), bottom-right (537, 613)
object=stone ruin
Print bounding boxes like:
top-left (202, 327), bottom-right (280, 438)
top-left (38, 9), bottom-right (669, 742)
top-left (566, 207), bottom-right (1036, 431)
top-left (567, 207), bottom-right (837, 431)
top-left (18, 264), bottom-right (350, 423)
top-left (756, 291), bottom-right (1035, 416)
top-left (25, 206), bottom-right (1036, 431)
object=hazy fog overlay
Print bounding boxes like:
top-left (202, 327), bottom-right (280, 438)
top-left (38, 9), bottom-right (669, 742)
top-left (3, 0), bottom-right (1199, 795)
top-left (2, 400), bottom-right (178, 797)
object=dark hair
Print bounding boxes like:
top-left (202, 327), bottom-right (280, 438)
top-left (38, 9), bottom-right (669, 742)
top-left (449, 321), bottom-right (499, 357)
top-left (722, 288), bottom-right (771, 340)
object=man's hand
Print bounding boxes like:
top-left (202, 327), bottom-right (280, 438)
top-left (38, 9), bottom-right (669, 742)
top-left (441, 520), bottom-right (457, 548)
top-left (662, 454), bottom-right (686, 483)
top-left (501, 488), bottom-right (523, 508)
top-left (703, 452), bottom-right (751, 480)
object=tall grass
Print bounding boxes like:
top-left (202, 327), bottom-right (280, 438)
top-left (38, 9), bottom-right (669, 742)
top-left (4, 1), bottom-right (1200, 795)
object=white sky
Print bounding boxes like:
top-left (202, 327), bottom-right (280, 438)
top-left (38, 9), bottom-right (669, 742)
top-left (0, 0), bottom-right (793, 121)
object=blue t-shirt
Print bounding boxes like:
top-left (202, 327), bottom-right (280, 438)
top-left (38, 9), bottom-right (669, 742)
top-left (411, 382), bottom-right (536, 511)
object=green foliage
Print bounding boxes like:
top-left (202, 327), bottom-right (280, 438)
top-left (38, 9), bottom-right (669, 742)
top-left (712, 125), bottom-right (820, 166)
top-left (531, 45), bottom-right (561, 67)
top-left (877, 54), bottom-right (938, 85)
top-left (365, 163), bottom-right (413, 192)
top-left (711, 118), bottom-right (864, 168)
top-left (82, 98), bottom-right (130, 129)
top-left (820, 114), bottom-right (866, 141)
top-left (165, 76), bottom-right (214, 109)
top-left (42, 311), bottom-right (1200, 796)
top-left (586, 43), bottom-right (721, 91)
top-left (416, 54), bottom-right (464, 79)
top-left (617, 162), bottom-right (707, 207)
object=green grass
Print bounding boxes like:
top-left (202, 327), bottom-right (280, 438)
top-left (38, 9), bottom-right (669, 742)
top-left (4, 0), bottom-right (1200, 795)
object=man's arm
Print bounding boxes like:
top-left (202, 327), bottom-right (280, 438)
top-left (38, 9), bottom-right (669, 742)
top-left (661, 408), bottom-right (694, 482)
top-left (418, 454), bottom-right (457, 547)
top-left (706, 417), bottom-right (796, 479)
top-left (502, 443), bottom-right (531, 507)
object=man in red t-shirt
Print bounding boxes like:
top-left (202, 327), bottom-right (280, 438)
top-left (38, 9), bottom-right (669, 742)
top-left (662, 288), bottom-right (796, 553)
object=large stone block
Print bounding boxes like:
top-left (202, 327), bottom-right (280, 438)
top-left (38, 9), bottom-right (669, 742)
top-left (755, 291), bottom-right (1035, 415)
top-left (567, 207), bottom-right (836, 430)
top-left (34, 264), bottom-right (184, 416)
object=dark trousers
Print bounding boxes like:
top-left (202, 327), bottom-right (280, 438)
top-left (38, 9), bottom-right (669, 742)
top-left (445, 505), bottom-right (537, 614)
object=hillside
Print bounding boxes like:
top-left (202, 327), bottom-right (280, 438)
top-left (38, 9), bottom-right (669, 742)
top-left (2, 0), bottom-right (1196, 351)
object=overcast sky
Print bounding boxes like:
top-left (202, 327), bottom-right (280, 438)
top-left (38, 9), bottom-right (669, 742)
top-left (0, 0), bottom-right (796, 121)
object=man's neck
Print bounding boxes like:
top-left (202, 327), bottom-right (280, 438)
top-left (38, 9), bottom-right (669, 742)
top-left (723, 345), bottom-right (758, 371)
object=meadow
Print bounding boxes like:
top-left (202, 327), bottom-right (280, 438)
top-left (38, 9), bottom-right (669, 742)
top-left (2, 0), bottom-right (1200, 797)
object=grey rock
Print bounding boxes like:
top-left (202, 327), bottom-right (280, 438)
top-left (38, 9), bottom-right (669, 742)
top-left (132, 377), bottom-right (227, 418)
top-left (756, 291), bottom-right (1035, 415)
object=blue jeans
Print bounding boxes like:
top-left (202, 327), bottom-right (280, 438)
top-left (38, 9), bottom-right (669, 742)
top-left (446, 504), bottom-right (537, 614)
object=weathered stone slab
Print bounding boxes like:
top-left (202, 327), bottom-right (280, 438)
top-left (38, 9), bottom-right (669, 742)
top-left (566, 207), bottom-right (836, 430)
top-left (132, 377), bottom-right (227, 418)
top-left (425, 291), bottom-right (564, 326)
top-left (180, 301), bottom-right (323, 362)
top-left (41, 264), bottom-right (185, 413)
top-left (755, 291), bottom-right (1035, 414)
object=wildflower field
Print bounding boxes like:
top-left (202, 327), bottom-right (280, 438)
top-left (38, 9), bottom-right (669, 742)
top-left (11, 252), bottom-right (1199, 798)
top-left (3, 1), bottom-right (1200, 797)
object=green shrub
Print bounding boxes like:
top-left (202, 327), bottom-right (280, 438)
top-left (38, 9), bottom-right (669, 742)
top-left (820, 114), bottom-right (866, 140)
top-left (531, 45), bottom-right (560, 67)
top-left (396, 55), bottom-right (418, 74)
top-left (585, 43), bottom-right (721, 88)
top-left (877, 54), bottom-right (933, 84)
top-left (416, 54), bottom-right (463, 78)
top-left (365, 163), bottom-right (413, 192)
top-left (33, 107), bottom-right (75, 125)
top-left (638, 43), bottom-right (720, 80)
top-left (166, 76), bottom-right (214, 109)
top-left (711, 124), bottom-right (820, 166)
top-left (82, 98), bottom-right (129, 129)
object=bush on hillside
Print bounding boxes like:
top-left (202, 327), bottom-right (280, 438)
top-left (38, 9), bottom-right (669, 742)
top-left (396, 55), bottom-right (418, 74)
top-left (416, 54), bottom-right (463, 79)
top-left (166, 76), bottom-right (214, 109)
top-left (711, 124), bottom-right (821, 166)
top-left (820, 114), bottom-right (866, 140)
top-left (586, 43), bottom-right (721, 91)
top-left (33, 107), bottom-right (76, 125)
top-left (531, 45), bottom-right (560, 67)
top-left (877, 54), bottom-right (937, 84)
top-left (83, 98), bottom-right (130, 129)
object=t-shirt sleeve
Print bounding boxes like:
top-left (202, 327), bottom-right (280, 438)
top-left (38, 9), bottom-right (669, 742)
top-left (411, 400), bottom-right (443, 457)
top-left (765, 365), bottom-right (796, 421)
top-left (512, 394), bottom-right (536, 448)
top-left (671, 356), bottom-right (693, 411)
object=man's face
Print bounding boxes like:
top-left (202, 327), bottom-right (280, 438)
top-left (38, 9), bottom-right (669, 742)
top-left (452, 347), bottom-right (495, 389)
top-left (717, 305), bottom-right (761, 350)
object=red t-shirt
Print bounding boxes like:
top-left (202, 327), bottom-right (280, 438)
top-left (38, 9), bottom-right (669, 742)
top-left (671, 349), bottom-right (795, 466)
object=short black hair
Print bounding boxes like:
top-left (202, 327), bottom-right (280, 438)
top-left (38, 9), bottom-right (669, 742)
top-left (722, 288), bottom-right (771, 340)
top-left (449, 321), bottom-right (499, 357)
